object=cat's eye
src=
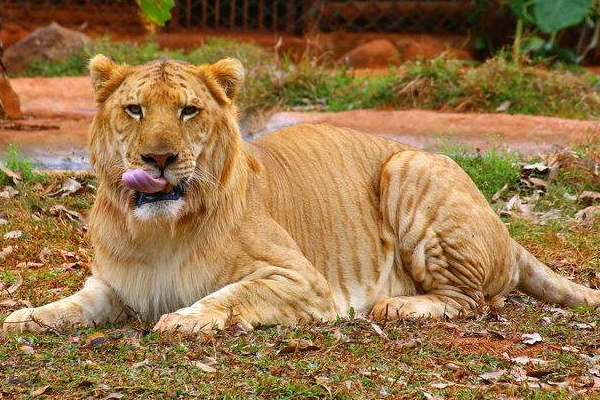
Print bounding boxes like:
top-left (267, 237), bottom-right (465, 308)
top-left (125, 104), bottom-right (143, 119)
top-left (180, 105), bottom-right (200, 121)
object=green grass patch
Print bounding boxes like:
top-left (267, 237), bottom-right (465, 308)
top-left (439, 143), bottom-right (521, 200)
top-left (0, 144), bottom-right (45, 185)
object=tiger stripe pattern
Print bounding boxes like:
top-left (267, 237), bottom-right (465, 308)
top-left (3, 56), bottom-right (599, 335)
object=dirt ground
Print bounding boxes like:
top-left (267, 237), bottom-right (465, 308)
top-left (1, 76), bottom-right (599, 169)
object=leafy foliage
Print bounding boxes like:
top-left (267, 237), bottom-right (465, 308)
top-left (533, 0), bottom-right (593, 33)
top-left (137, 0), bottom-right (175, 26)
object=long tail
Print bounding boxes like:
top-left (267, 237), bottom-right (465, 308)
top-left (514, 239), bottom-right (600, 307)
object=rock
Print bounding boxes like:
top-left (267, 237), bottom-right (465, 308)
top-left (0, 73), bottom-right (22, 119)
top-left (3, 23), bottom-right (91, 74)
top-left (339, 39), bottom-right (400, 68)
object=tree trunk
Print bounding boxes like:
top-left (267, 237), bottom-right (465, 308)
top-left (0, 15), bottom-right (22, 119)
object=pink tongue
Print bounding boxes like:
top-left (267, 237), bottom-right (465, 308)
top-left (122, 169), bottom-right (168, 193)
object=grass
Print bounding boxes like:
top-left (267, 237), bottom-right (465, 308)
top-left (1, 146), bottom-right (599, 398)
top-left (0, 144), bottom-right (45, 186)
top-left (14, 37), bottom-right (600, 120)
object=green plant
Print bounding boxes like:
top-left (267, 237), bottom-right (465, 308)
top-left (0, 144), bottom-right (42, 185)
top-left (509, 0), bottom-right (598, 63)
top-left (137, 0), bottom-right (175, 26)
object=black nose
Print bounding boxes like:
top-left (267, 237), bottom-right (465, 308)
top-left (141, 153), bottom-right (178, 169)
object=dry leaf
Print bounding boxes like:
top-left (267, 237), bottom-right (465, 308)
top-left (20, 344), bottom-right (35, 355)
top-left (575, 205), bottom-right (600, 224)
top-left (522, 162), bottom-right (549, 173)
top-left (0, 161), bottom-right (22, 185)
top-left (277, 338), bottom-right (319, 354)
top-left (371, 323), bottom-right (387, 338)
top-left (511, 356), bottom-right (548, 366)
top-left (0, 246), bottom-right (13, 260)
top-left (495, 100), bottom-right (511, 112)
top-left (85, 332), bottom-right (107, 347)
top-left (0, 186), bottom-right (19, 198)
top-left (0, 217), bottom-right (7, 225)
top-left (39, 247), bottom-right (51, 262)
top-left (0, 298), bottom-right (33, 308)
top-left (527, 177), bottom-right (548, 190)
top-left (102, 393), bottom-right (124, 400)
top-left (491, 184), bottom-right (509, 202)
top-left (522, 332), bottom-right (543, 345)
top-left (30, 385), bottom-right (50, 397)
top-left (60, 262), bottom-right (82, 270)
top-left (421, 391), bottom-right (444, 400)
top-left (48, 178), bottom-right (82, 197)
top-left (3, 230), bottom-right (22, 239)
top-left (49, 205), bottom-right (85, 224)
top-left (332, 327), bottom-right (349, 343)
top-left (429, 381), bottom-right (453, 389)
top-left (3, 273), bottom-right (23, 295)
top-left (479, 369), bottom-right (506, 381)
top-left (191, 360), bottom-right (217, 373)
top-left (131, 359), bottom-right (150, 369)
top-left (579, 191), bottom-right (600, 202)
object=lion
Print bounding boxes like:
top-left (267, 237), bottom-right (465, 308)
top-left (3, 55), bottom-right (599, 335)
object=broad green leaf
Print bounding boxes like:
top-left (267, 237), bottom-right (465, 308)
top-left (509, 0), bottom-right (534, 22)
top-left (533, 0), bottom-right (592, 33)
top-left (522, 36), bottom-right (546, 53)
top-left (138, 0), bottom-right (175, 26)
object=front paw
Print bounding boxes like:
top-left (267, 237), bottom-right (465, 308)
top-left (153, 307), bottom-right (227, 336)
top-left (3, 304), bottom-right (86, 334)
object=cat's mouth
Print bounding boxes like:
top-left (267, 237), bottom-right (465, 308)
top-left (134, 185), bottom-right (186, 208)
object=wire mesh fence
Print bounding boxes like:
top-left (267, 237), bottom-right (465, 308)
top-left (2, 0), bottom-right (499, 35)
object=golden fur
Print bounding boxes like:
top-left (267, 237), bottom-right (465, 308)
top-left (3, 56), bottom-right (599, 335)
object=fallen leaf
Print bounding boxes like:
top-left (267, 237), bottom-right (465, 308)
top-left (522, 332), bottom-right (543, 345)
top-left (48, 178), bottom-right (82, 197)
top-left (3, 273), bottom-right (23, 295)
top-left (371, 323), bottom-right (387, 338)
top-left (590, 368), bottom-right (600, 377)
top-left (511, 356), bottom-right (548, 366)
top-left (495, 100), bottom-right (511, 112)
top-left (49, 205), bottom-right (85, 224)
top-left (522, 162), bottom-right (549, 173)
top-left (39, 247), bottom-right (51, 262)
top-left (421, 390), bottom-right (444, 400)
top-left (579, 191), bottom-right (600, 203)
top-left (332, 327), bottom-right (349, 343)
top-left (0, 246), bottom-right (13, 260)
top-left (60, 262), bottom-right (82, 270)
top-left (479, 369), bottom-right (506, 381)
top-left (191, 360), bottom-right (217, 373)
top-left (0, 298), bottom-right (33, 308)
top-left (0, 161), bottom-right (22, 185)
top-left (0, 186), bottom-right (19, 198)
top-left (102, 393), bottom-right (124, 400)
top-left (277, 338), bottom-right (319, 354)
top-left (85, 332), bottom-right (107, 347)
top-left (491, 184), bottom-right (509, 202)
top-left (575, 205), bottom-right (600, 223)
top-left (3, 230), bottom-right (22, 240)
top-left (20, 344), bottom-right (35, 355)
top-left (527, 177), bottom-right (548, 190)
top-left (570, 321), bottom-right (596, 330)
top-left (0, 217), bottom-right (7, 225)
top-left (30, 385), bottom-right (50, 397)
top-left (429, 381), bottom-right (453, 389)
top-left (132, 359), bottom-right (150, 369)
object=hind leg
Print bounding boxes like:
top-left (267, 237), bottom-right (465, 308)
top-left (375, 150), bottom-right (515, 320)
